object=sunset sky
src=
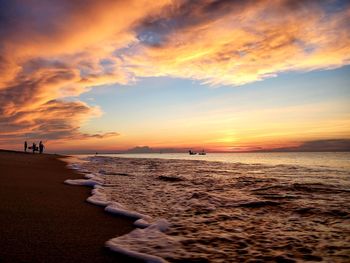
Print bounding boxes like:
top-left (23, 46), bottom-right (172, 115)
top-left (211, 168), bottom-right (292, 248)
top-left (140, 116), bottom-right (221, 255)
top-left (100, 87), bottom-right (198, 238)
top-left (0, 0), bottom-right (349, 152)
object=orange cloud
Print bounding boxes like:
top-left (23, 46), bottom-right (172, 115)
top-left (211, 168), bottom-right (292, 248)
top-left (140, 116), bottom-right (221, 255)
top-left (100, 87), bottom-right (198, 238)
top-left (126, 0), bottom-right (350, 85)
top-left (0, 0), bottom-right (170, 145)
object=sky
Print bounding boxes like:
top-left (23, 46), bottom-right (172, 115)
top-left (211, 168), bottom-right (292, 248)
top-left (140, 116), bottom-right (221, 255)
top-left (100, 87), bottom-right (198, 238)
top-left (0, 0), bottom-right (349, 152)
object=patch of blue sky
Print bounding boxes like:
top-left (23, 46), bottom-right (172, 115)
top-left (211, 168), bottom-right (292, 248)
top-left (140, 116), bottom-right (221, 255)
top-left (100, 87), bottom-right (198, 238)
top-left (78, 65), bottom-right (350, 132)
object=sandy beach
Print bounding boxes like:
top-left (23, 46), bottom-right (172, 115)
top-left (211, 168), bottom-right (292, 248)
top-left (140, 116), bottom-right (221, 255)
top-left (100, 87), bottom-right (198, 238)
top-left (0, 150), bottom-right (142, 263)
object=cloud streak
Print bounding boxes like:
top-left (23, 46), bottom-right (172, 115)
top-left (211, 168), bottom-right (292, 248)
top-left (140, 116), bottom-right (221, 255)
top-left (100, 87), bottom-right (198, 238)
top-left (129, 0), bottom-right (350, 85)
top-left (0, 0), bottom-right (349, 147)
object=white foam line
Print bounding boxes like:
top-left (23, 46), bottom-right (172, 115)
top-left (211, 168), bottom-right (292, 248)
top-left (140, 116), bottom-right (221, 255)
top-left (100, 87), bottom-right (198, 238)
top-left (64, 178), bottom-right (102, 187)
top-left (65, 175), bottom-right (152, 221)
top-left (105, 240), bottom-right (167, 263)
top-left (87, 186), bottom-right (110, 206)
top-left (105, 219), bottom-right (170, 263)
top-left (84, 173), bottom-right (95, 179)
top-left (67, 163), bottom-right (81, 170)
top-left (105, 202), bottom-right (152, 221)
top-left (134, 218), bottom-right (151, 228)
top-left (64, 160), bottom-right (170, 263)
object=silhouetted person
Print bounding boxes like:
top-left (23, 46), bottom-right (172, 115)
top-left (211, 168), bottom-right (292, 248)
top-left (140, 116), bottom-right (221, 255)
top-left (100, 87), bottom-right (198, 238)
top-left (24, 141), bottom-right (27, 152)
top-left (39, 141), bottom-right (44, 154)
top-left (32, 143), bottom-right (36, 154)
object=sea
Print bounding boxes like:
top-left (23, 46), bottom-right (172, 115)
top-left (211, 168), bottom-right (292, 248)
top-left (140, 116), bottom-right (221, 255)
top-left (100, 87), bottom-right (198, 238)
top-left (65, 152), bottom-right (350, 263)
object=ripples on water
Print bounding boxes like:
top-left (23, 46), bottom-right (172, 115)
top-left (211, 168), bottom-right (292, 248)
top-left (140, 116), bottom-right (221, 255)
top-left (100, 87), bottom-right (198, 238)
top-left (98, 152), bottom-right (350, 171)
top-left (67, 154), bottom-right (350, 262)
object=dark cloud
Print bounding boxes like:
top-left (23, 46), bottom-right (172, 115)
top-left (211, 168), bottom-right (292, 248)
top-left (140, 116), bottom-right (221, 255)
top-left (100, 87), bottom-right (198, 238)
top-left (256, 139), bottom-right (350, 152)
top-left (294, 139), bottom-right (350, 152)
top-left (0, 60), bottom-right (79, 112)
top-left (134, 0), bottom-right (325, 47)
top-left (0, 99), bottom-right (96, 142)
top-left (81, 132), bottom-right (119, 139)
top-left (0, 57), bottom-right (114, 145)
top-left (0, 0), bottom-right (106, 41)
top-left (135, 0), bottom-right (255, 46)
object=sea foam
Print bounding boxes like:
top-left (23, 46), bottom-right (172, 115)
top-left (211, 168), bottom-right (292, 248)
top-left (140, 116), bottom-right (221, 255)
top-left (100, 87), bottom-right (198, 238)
top-left (64, 160), bottom-right (175, 262)
top-left (65, 155), bottom-right (350, 262)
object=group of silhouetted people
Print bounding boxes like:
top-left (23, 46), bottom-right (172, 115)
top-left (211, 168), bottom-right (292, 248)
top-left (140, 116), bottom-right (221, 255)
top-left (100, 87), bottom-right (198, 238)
top-left (24, 141), bottom-right (45, 154)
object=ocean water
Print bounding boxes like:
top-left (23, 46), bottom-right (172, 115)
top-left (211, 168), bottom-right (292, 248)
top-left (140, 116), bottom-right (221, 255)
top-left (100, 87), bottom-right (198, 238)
top-left (65, 153), bottom-right (350, 262)
top-left (95, 152), bottom-right (350, 170)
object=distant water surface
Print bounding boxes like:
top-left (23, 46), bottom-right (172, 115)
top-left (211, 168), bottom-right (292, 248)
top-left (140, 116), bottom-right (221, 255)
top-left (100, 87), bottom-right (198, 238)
top-left (93, 152), bottom-right (350, 171)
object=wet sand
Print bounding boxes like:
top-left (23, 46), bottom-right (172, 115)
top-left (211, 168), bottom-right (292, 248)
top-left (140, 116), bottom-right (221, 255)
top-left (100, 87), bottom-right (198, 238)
top-left (0, 150), bottom-right (142, 263)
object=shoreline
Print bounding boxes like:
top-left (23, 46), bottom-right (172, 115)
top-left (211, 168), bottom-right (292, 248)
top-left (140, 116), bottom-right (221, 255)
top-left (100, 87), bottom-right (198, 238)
top-left (0, 150), bottom-right (142, 263)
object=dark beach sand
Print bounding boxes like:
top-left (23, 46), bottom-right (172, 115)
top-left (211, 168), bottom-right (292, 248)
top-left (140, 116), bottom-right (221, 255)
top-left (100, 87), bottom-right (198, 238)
top-left (0, 150), bottom-right (142, 263)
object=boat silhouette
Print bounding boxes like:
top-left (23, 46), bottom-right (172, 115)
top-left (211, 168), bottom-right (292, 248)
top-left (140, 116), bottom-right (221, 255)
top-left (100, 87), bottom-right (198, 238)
top-left (189, 149), bottom-right (206, 155)
top-left (198, 150), bottom-right (206, 155)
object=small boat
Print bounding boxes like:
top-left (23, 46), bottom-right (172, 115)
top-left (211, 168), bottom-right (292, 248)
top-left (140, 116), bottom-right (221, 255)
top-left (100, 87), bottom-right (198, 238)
top-left (198, 150), bottom-right (206, 155)
top-left (189, 150), bottom-right (197, 155)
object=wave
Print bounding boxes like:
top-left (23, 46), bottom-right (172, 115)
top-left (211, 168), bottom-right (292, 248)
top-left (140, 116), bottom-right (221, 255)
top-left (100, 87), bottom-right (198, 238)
top-left (64, 156), bottom-right (350, 262)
